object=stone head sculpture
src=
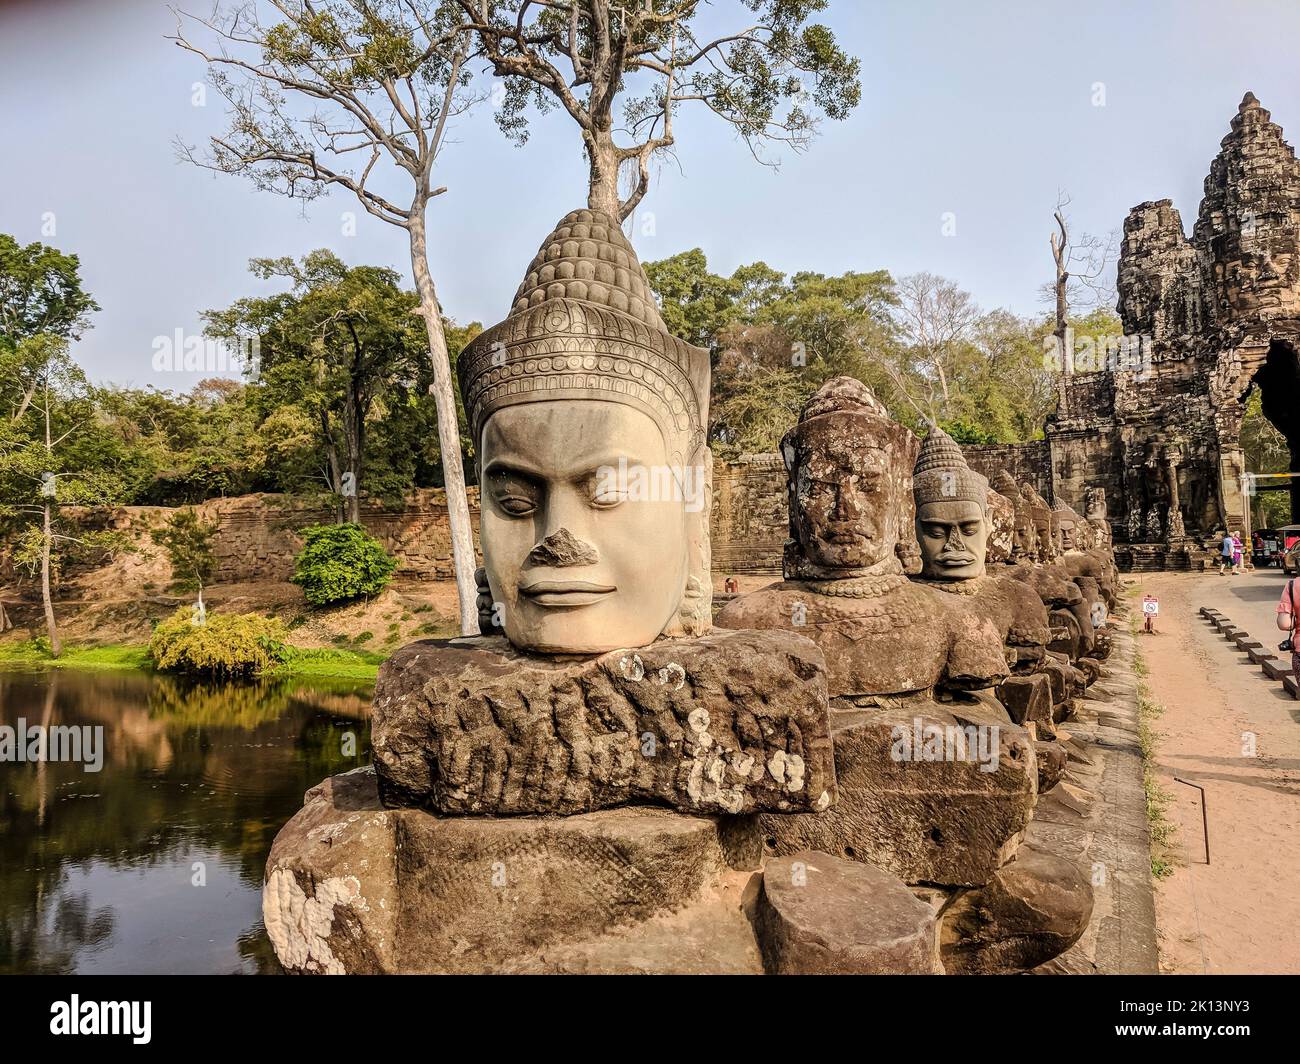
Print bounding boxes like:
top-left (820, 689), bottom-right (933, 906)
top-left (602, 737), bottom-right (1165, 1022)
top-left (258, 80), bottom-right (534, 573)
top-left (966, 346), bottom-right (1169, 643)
top-left (1084, 487), bottom-right (1112, 547)
top-left (1073, 514), bottom-right (1096, 552)
top-left (780, 377), bottom-right (918, 581)
top-left (912, 427), bottom-right (990, 581)
top-left (1021, 483), bottom-right (1059, 563)
top-left (993, 470), bottom-right (1035, 562)
top-left (459, 209), bottom-right (711, 655)
top-left (1054, 504), bottom-right (1081, 552)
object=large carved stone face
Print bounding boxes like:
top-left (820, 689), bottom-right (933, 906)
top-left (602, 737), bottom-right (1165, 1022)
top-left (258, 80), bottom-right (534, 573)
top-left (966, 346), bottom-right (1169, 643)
top-left (480, 401), bottom-right (688, 654)
top-left (790, 417), bottom-right (898, 571)
top-left (917, 500), bottom-right (988, 580)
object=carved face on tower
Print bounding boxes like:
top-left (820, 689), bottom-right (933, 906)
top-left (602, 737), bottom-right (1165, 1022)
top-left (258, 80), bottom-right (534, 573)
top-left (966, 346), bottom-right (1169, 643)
top-left (913, 427), bottom-right (990, 581)
top-left (781, 378), bottom-right (916, 580)
top-left (460, 210), bottom-right (711, 655)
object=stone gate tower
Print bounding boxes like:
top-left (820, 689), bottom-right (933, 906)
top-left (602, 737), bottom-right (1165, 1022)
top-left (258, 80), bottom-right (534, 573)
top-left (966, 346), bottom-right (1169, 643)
top-left (1046, 92), bottom-right (1300, 570)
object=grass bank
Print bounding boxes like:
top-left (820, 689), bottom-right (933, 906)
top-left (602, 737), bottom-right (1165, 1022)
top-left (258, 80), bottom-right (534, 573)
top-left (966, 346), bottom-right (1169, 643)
top-left (1129, 620), bottom-right (1177, 880)
top-left (0, 638), bottom-right (388, 681)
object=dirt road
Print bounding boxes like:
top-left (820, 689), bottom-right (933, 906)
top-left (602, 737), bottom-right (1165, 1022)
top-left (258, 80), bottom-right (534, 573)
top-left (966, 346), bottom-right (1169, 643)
top-left (1130, 569), bottom-right (1300, 974)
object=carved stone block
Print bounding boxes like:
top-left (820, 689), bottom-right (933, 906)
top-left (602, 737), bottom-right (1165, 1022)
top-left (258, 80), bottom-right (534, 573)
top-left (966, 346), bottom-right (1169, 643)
top-left (371, 630), bottom-right (836, 817)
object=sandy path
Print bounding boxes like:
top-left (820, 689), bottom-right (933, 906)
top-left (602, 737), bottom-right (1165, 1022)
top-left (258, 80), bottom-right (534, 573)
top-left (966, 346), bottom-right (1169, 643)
top-left (1131, 570), bottom-right (1300, 974)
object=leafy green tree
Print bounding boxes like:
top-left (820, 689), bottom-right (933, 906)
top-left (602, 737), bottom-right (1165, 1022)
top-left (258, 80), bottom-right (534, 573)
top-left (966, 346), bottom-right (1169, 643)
top-left (292, 524), bottom-right (397, 607)
top-left (1242, 389), bottom-right (1291, 529)
top-left (172, 0), bottom-right (484, 634)
top-left (467, 0), bottom-right (861, 220)
top-left (0, 234), bottom-right (99, 413)
top-left (642, 249), bottom-right (742, 349)
top-left (150, 508), bottom-right (218, 606)
top-left (149, 607), bottom-right (289, 679)
top-left (206, 251), bottom-right (434, 523)
top-left (0, 339), bottom-right (128, 657)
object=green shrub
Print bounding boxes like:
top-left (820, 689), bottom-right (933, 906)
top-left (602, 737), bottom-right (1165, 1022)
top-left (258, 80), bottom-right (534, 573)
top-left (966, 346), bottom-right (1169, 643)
top-left (149, 607), bottom-right (289, 679)
top-left (291, 524), bottom-right (396, 607)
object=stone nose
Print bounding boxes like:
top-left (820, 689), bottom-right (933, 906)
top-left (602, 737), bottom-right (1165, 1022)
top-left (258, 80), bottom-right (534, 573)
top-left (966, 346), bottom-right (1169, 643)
top-left (833, 483), bottom-right (862, 520)
top-left (525, 528), bottom-right (600, 568)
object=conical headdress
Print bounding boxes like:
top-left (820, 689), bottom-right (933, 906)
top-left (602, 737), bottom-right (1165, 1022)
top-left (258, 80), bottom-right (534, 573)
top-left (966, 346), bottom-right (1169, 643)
top-left (458, 209), bottom-right (710, 460)
top-left (913, 427), bottom-right (989, 506)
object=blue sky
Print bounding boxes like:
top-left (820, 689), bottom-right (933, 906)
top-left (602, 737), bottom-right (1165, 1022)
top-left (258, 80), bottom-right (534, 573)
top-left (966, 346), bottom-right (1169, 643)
top-left (3, 0), bottom-right (1298, 388)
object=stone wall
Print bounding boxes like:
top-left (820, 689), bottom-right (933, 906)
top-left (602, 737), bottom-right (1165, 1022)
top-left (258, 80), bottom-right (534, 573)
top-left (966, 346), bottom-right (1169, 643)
top-left (198, 489), bottom-right (482, 584)
top-left (711, 455), bottom-right (789, 575)
top-left (964, 441), bottom-right (1052, 500)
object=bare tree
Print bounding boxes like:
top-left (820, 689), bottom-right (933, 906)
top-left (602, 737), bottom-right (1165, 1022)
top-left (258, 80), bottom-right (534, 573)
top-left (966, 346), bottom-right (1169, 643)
top-left (461, 0), bottom-right (861, 221)
top-left (171, 0), bottom-right (484, 634)
top-left (882, 272), bottom-right (981, 426)
top-left (1046, 192), bottom-right (1117, 383)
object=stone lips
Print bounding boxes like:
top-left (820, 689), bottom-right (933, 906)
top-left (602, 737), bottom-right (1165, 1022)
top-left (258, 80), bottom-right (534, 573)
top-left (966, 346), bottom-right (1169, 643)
top-left (370, 629), bottom-right (837, 818)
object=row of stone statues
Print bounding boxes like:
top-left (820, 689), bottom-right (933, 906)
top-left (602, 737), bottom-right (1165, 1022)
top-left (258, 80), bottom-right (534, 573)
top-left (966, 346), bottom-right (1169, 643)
top-left (262, 209), bottom-right (1119, 975)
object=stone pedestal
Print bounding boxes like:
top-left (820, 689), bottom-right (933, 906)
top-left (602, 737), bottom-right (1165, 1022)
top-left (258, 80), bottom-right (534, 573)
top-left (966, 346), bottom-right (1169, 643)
top-left (722, 704), bottom-right (1037, 888)
top-left (263, 767), bottom-right (764, 974)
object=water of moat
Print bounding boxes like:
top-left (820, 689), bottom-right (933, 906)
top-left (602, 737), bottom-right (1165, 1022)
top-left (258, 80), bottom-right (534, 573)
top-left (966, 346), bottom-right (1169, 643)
top-left (0, 667), bottom-right (373, 974)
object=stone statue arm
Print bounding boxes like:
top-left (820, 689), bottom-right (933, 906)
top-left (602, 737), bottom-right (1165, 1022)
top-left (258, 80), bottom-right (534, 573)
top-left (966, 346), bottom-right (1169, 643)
top-left (943, 610), bottom-right (1011, 691)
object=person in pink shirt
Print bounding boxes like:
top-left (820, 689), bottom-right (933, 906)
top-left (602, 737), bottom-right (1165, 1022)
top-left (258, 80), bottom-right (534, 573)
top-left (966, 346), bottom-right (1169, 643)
top-left (1279, 578), bottom-right (1299, 693)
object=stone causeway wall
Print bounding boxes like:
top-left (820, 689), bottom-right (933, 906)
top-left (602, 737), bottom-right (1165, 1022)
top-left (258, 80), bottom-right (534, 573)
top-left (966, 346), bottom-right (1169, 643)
top-left (103, 449), bottom-right (1056, 585)
top-left (194, 489), bottom-right (483, 583)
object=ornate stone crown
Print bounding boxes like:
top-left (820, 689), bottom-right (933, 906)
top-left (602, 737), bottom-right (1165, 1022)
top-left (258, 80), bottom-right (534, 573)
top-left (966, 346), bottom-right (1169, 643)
top-left (458, 209), bottom-right (710, 460)
top-left (913, 426), bottom-right (989, 507)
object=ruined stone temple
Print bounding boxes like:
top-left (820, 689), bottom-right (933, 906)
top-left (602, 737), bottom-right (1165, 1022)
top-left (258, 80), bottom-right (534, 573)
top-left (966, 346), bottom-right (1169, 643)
top-left (1034, 92), bottom-right (1300, 570)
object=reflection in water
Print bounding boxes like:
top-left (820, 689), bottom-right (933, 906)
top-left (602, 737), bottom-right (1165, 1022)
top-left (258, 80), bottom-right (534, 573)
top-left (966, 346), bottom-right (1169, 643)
top-left (0, 668), bottom-right (371, 974)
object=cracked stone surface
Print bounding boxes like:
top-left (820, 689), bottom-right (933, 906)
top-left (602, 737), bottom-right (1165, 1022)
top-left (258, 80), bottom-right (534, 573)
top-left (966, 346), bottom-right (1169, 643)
top-left (263, 766), bottom-right (762, 974)
top-left (371, 629), bottom-right (836, 817)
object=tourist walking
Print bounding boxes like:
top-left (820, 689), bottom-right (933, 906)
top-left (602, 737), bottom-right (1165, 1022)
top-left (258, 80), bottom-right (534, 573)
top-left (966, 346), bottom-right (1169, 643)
top-left (1233, 531), bottom-right (1245, 574)
top-left (1278, 578), bottom-right (1299, 695)
top-left (1219, 530), bottom-right (1235, 574)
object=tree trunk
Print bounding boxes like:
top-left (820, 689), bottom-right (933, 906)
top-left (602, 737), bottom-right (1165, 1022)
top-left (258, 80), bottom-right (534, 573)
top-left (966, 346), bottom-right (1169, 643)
top-left (345, 391), bottom-right (363, 525)
top-left (409, 215), bottom-right (479, 635)
top-left (41, 384), bottom-right (61, 658)
top-left (41, 501), bottom-right (61, 658)
top-left (586, 128), bottom-right (625, 221)
top-left (320, 408), bottom-right (345, 524)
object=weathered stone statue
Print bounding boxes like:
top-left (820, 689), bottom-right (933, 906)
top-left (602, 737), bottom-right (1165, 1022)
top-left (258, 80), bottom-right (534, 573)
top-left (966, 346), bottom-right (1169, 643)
top-left (994, 470), bottom-right (1039, 563)
top-left (262, 211), bottom-right (840, 975)
top-left (366, 210), bottom-right (835, 820)
top-left (716, 380), bottom-right (1010, 700)
top-left (716, 383), bottom-right (1036, 888)
top-left (911, 430), bottom-right (1051, 671)
top-left (1085, 487), bottom-right (1113, 548)
top-left (986, 484), bottom-right (1017, 565)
